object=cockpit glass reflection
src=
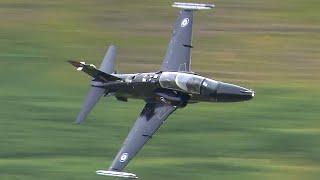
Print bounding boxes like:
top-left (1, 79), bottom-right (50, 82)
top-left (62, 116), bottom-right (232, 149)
top-left (159, 72), bottom-right (204, 94)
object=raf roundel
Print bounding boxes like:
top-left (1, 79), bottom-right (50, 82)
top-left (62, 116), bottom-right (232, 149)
top-left (181, 18), bottom-right (189, 27)
top-left (120, 153), bottom-right (128, 163)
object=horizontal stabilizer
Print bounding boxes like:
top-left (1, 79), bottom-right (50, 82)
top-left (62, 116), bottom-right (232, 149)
top-left (68, 60), bottom-right (121, 82)
top-left (100, 45), bottom-right (117, 74)
top-left (96, 170), bottom-right (138, 179)
top-left (172, 2), bottom-right (215, 10)
top-left (75, 87), bottom-right (104, 124)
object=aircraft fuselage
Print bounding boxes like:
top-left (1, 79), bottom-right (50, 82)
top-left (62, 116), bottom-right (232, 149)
top-left (91, 72), bottom-right (254, 107)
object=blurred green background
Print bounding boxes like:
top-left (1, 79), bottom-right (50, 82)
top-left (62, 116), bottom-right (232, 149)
top-left (0, 0), bottom-right (319, 179)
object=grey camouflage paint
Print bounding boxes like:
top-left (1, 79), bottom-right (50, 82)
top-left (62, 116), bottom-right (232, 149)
top-left (109, 103), bottom-right (176, 171)
top-left (162, 10), bottom-right (193, 72)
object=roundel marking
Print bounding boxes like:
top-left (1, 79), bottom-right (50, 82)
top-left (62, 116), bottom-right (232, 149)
top-left (120, 153), bottom-right (128, 163)
top-left (181, 18), bottom-right (189, 27)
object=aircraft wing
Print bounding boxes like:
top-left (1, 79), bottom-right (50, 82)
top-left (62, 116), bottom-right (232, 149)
top-left (161, 9), bottom-right (194, 72)
top-left (162, 2), bottom-right (214, 72)
top-left (97, 103), bottom-right (177, 178)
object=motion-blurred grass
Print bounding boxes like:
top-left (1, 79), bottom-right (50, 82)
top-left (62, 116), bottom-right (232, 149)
top-left (0, 0), bottom-right (319, 179)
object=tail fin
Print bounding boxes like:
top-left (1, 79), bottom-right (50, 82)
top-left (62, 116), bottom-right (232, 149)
top-left (100, 45), bottom-right (117, 74)
top-left (71, 45), bottom-right (119, 124)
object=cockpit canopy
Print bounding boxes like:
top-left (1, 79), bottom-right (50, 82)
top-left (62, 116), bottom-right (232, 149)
top-left (159, 72), bottom-right (205, 94)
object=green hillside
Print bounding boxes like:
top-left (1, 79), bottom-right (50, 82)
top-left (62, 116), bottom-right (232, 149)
top-left (0, 0), bottom-right (319, 179)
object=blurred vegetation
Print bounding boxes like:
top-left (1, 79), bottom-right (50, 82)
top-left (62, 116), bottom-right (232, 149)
top-left (0, 0), bottom-right (319, 179)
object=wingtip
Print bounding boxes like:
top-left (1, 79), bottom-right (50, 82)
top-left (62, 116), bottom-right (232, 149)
top-left (108, 45), bottom-right (117, 52)
top-left (172, 2), bottom-right (215, 10)
top-left (96, 170), bottom-right (138, 179)
top-left (74, 116), bottom-right (84, 125)
top-left (73, 121), bottom-right (82, 125)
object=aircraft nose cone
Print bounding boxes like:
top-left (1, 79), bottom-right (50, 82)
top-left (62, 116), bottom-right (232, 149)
top-left (240, 89), bottom-right (255, 100)
top-left (217, 82), bottom-right (255, 102)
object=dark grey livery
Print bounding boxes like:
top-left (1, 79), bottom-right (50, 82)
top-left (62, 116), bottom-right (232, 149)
top-left (69, 2), bottom-right (254, 179)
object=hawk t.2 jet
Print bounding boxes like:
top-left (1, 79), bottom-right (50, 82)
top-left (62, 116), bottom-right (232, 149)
top-left (68, 2), bottom-right (254, 179)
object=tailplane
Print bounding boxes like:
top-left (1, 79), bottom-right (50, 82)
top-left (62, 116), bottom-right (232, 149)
top-left (100, 45), bottom-right (117, 74)
top-left (70, 45), bottom-right (120, 124)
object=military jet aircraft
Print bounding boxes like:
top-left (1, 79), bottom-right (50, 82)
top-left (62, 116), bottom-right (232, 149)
top-left (68, 2), bottom-right (254, 179)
